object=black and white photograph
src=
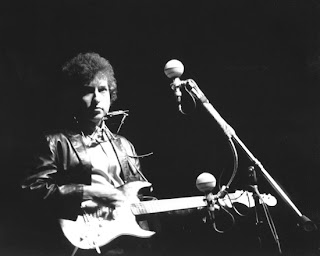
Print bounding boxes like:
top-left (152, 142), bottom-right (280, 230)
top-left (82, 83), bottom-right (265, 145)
top-left (1, 0), bottom-right (320, 255)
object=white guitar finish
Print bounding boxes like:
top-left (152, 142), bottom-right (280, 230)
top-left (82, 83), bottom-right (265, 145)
top-left (60, 181), bottom-right (277, 250)
top-left (60, 181), bottom-right (155, 250)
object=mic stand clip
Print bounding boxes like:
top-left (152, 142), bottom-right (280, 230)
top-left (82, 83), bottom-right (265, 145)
top-left (203, 186), bottom-right (229, 225)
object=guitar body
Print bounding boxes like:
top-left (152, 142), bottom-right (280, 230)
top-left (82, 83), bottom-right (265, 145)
top-left (59, 181), bottom-right (155, 250)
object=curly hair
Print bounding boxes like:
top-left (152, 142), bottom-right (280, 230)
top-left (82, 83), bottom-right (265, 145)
top-left (62, 52), bottom-right (118, 104)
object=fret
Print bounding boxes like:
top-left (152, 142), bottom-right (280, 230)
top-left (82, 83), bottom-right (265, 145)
top-left (131, 196), bottom-right (206, 215)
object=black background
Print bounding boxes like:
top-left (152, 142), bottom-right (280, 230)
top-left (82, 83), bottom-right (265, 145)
top-left (1, 0), bottom-right (320, 255)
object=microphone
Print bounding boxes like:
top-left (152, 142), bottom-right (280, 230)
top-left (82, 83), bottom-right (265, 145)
top-left (164, 59), bottom-right (186, 108)
top-left (196, 172), bottom-right (228, 223)
top-left (196, 172), bottom-right (217, 193)
top-left (196, 172), bottom-right (228, 200)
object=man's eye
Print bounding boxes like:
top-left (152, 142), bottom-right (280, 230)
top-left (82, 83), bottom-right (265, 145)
top-left (100, 88), bottom-right (109, 93)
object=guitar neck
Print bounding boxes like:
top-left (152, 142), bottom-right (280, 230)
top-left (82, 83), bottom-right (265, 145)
top-left (131, 196), bottom-right (206, 215)
top-left (130, 190), bottom-right (277, 216)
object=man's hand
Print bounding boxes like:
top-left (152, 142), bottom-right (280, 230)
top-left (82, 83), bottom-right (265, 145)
top-left (83, 183), bottom-right (126, 207)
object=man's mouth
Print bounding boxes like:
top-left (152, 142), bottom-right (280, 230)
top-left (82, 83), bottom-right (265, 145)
top-left (92, 107), bottom-right (103, 113)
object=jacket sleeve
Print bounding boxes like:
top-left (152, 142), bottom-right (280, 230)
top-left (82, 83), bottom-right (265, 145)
top-left (21, 134), bottom-right (84, 220)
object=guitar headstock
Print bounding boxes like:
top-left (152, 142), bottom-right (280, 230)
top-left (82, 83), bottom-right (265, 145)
top-left (219, 190), bottom-right (277, 208)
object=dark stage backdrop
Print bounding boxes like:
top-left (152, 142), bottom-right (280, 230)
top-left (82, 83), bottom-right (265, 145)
top-left (1, 0), bottom-right (320, 255)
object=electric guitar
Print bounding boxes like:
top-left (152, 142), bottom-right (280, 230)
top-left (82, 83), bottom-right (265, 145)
top-left (59, 181), bottom-right (277, 250)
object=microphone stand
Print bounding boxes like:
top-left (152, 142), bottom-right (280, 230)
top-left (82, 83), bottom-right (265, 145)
top-left (249, 166), bottom-right (264, 250)
top-left (183, 79), bottom-right (316, 235)
top-left (248, 165), bottom-right (282, 254)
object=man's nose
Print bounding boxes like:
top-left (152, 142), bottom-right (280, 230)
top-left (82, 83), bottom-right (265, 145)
top-left (93, 88), bottom-right (101, 101)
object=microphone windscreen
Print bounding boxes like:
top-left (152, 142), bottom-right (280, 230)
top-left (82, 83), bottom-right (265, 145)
top-left (196, 172), bottom-right (216, 193)
top-left (164, 59), bottom-right (184, 79)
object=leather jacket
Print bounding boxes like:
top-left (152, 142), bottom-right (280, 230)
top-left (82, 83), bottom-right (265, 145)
top-left (21, 130), bottom-right (144, 220)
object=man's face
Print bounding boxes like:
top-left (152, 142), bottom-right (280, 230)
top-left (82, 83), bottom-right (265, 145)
top-left (80, 73), bottom-right (111, 124)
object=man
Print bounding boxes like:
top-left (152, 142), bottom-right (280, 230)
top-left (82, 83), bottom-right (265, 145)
top-left (21, 52), bottom-right (156, 256)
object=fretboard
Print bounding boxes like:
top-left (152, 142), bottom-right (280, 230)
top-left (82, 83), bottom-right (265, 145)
top-left (131, 196), bottom-right (207, 215)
